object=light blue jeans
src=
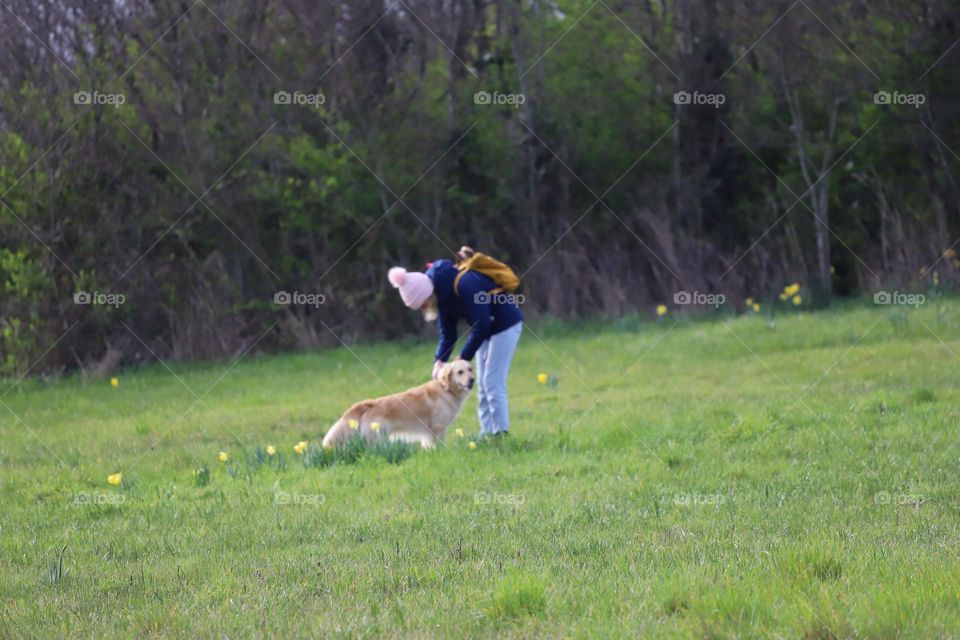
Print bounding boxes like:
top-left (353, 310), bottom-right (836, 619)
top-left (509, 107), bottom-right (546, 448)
top-left (475, 322), bottom-right (522, 435)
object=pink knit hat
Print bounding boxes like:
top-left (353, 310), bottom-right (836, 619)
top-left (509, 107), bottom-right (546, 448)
top-left (388, 267), bottom-right (434, 309)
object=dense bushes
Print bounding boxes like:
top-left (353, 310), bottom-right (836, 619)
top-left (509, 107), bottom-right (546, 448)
top-left (0, 0), bottom-right (958, 375)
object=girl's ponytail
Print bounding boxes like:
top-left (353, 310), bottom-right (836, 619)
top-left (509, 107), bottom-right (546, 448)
top-left (456, 246), bottom-right (475, 262)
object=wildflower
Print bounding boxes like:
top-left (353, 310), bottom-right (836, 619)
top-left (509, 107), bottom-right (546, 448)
top-left (370, 422), bottom-right (381, 433)
top-left (110, 377), bottom-right (119, 388)
top-left (792, 295), bottom-right (802, 306)
top-left (537, 373), bottom-right (548, 385)
top-left (294, 441), bottom-right (308, 454)
top-left (752, 303), bottom-right (760, 313)
top-left (455, 428), bottom-right (465, 438)
top-left (107, 473), bottom-right (122, 486)
top-left (348, 419), bottom-right (359, 430)
top-left (266, 445), bottom-right (276, 456)
top-left (656, 305), bottom-right (668, 316)
top-left (468, 441), bottom-right (477, 450)
top-left (218, 451), bottom-right (229, 462)
top-left (783, 283), bottom-right (800, 296)
top-left (779, 292), bottom-right (788, 301)
top-left (745, 297), bottom-right (754, 306)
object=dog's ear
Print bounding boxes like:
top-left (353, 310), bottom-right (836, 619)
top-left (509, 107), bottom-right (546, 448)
top-left (439, 362), bottom-right (455, 391)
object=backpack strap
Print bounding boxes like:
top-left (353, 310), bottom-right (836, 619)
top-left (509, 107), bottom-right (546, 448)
top-left (452, 270), bottom-right (503, 298)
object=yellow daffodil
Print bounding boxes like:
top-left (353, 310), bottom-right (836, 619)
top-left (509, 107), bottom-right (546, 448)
top-left (294, 441), bottom-right (308, 454)
top-left (784, 283), bottom-right (800, 296)
top-left (792, 295), bottom-right (802, 306)
top-left (745, 297), bottom-right (753, 306)
top-left (348, 419), bottom-right (359, 430)
top-left (455, 428), bottom-right (465, 438)
top-left (370, 422), bottom-right (381, 433)
top-left (537, 373), bottom-right (548, 385)
top-left (468, 441), bottom-right (477, 450)
top-left (752, 303), bottom-right (760, 313)
top-left (107, 472), bottom-right (122, 486)
top-left (266, 445), bottom-right (276, 456)
top-left (110, 377), bottom-right (119, 388)
top-left (218, 451), bottom-right (229, 462)
top-left (779, 292), bottom-right (788, 301)
top-left (656, 304), bottom-right (668, 316)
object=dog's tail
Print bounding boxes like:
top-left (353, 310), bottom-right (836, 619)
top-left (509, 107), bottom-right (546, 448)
top-left (321, 400), bottom-right (376, 448)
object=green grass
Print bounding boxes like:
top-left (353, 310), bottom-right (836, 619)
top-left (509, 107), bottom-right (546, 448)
top-left (3, 300), bottom-right (960, 638)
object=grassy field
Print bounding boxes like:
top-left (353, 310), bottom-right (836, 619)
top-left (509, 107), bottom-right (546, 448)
top-left (2, 299), bottom-right (960, 638)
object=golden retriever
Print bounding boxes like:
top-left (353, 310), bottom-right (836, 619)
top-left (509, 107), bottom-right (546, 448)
top-left (321, 360), bottom-right (474, 449)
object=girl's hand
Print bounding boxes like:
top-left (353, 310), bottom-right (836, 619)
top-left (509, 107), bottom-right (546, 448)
top-left (432, 360), bottom-right (445, 380)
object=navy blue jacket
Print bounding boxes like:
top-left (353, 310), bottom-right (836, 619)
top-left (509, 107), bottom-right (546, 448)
top-left (426, 259), bottom-right (524, 362)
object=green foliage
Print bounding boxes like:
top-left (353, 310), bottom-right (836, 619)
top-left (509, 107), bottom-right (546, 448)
top-left (0, 249), bottom-right (51, 375)
top-left (301, 437), bottom-right (419, 468)
top-left (487, 571), bottom-right (547, 619)
top-left (0, 0), bottom-right (957, 377)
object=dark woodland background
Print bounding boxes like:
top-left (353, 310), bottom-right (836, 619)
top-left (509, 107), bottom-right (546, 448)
top-left (1, 0), bottom-right (958, 375)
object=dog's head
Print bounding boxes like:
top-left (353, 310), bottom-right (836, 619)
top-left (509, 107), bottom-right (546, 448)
top-left (440, 359), bottom-right (474, 393)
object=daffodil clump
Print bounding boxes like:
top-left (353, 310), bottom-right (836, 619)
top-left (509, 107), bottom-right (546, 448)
top-left (774, 283), bottom-right (803, 307)
top-left (744, 284), bottom-right (804, 316)
top-left (537, 372), bottom-right (558, 390)
top-left (193, 466), bottom-right (211, 487)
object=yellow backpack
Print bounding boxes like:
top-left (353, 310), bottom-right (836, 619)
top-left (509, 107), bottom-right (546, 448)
top-left (453, 252), bottom-right (520, 297)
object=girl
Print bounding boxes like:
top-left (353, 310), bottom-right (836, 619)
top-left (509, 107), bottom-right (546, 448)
top-left (388, 248), bottom-right (523, 438)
